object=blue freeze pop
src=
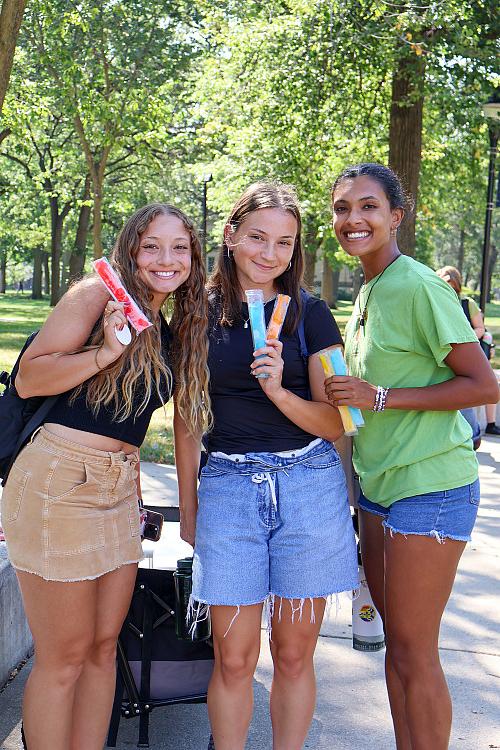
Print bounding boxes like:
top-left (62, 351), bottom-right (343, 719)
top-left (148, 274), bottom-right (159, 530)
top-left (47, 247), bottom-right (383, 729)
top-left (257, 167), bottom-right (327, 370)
top-left (327, 348), bottom-right (365, 427)
top-left (245, 289), bottom-right (269, 379)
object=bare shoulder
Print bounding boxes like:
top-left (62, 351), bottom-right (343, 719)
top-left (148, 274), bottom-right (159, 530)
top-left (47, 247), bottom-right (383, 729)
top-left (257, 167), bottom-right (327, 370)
top-left (26, 275), bottom-right (111, 356)
top-left (63, 275), bottom-right (110, 306)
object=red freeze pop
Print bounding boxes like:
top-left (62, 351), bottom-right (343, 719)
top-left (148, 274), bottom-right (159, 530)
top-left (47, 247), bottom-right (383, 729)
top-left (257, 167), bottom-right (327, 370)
top-left (93, 258), bottom-right (152, 333)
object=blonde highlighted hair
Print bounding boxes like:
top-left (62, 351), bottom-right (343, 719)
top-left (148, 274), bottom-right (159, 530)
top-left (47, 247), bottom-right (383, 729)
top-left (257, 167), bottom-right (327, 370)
top-left (436, 265), bottom-right (462, 295)
top-left (72, 203), bottom-right (211, 437)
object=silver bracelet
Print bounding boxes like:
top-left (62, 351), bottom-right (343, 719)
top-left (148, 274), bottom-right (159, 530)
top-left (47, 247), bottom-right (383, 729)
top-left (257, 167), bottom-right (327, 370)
top-left (373, 385), bottom-right (389, 412)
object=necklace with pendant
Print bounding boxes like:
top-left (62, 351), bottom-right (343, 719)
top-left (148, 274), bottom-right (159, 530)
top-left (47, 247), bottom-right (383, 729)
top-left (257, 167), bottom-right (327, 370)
top-left (243, 294), bottom-right (277, 328)
top-left (356, 255), bottom-right (401, 336)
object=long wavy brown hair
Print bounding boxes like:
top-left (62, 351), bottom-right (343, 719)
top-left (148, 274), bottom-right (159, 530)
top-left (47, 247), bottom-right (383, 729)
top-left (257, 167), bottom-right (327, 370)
top-left (207, 181), bottom-right (305, 335)
top-left (72, 204), bottom-right (210, 437)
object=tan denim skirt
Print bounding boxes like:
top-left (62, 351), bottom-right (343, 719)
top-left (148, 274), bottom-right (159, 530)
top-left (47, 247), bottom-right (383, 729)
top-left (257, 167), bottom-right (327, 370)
top-left (1, 427), bottom-right (144, 581)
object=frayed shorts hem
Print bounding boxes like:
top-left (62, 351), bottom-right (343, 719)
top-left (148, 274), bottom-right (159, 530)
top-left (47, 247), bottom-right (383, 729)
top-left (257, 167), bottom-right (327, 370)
top-left (358, 480), bottom-right (479, 541)
top-left (189, 588), bottom-right (359, 639)
top-left (383, 524), bottom-right (471, 543)
top-left (193, 581), bottom-right (359, 608)
top-left (12, 557), bottom-right (143, 583)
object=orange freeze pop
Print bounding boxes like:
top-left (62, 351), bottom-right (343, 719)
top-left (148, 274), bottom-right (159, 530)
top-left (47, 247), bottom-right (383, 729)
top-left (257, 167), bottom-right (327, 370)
top-left (266, 294), bottom-right (291, 339)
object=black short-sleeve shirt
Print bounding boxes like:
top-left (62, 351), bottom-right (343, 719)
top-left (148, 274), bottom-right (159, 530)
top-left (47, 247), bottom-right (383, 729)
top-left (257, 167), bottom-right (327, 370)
top-left (205, 293), bottom-right (343, 454)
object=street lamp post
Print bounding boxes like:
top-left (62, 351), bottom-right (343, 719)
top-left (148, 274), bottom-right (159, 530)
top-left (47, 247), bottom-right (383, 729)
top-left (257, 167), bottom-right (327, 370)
top-left (479, 94), bottom-right (500, 313)
top-left (202, 173), bottom-right (213, 257)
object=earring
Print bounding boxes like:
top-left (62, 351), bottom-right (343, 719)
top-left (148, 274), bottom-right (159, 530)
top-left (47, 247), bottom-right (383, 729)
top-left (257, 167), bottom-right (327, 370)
top-left (226, 246), bottom-right (233, 259)
top-left (390, 228), bottom-right (397, 236)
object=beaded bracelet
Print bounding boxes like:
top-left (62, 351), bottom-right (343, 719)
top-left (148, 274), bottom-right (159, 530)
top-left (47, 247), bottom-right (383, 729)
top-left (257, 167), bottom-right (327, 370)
top-left (373, 385), bottom-right (389, 412)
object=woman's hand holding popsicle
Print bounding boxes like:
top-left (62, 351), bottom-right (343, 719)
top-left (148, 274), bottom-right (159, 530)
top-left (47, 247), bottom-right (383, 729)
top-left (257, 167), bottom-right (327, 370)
top-left (250, 338), bottom-right (285, 398)
top-left (98, 300), bottom-right (129, 367)
top-left (325, 374), bottom-right (379, 411)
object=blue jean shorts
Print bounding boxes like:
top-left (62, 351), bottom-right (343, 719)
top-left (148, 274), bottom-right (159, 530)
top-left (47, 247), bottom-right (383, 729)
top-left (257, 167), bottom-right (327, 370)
top-left (358, 479), bottom-right (480, 543)
top-left (192, 439), bottom-right (359, 608)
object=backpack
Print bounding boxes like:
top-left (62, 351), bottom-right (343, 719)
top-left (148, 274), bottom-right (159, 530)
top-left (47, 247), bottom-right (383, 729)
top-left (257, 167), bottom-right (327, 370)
top-left (0, 332), bottom-right (58, 485)
top-left (461, 298), bottom-right (494, 361)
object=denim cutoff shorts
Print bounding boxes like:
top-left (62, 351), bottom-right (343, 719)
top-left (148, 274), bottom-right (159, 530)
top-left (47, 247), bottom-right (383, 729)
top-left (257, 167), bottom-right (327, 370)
top-left (192, 439), bottom-right (359, 608)
top-left (358, 478), bottom-right (480, 543)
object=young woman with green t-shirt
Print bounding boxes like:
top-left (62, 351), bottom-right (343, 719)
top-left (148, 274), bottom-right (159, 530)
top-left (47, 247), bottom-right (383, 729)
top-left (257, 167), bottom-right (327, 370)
top-left (325, 163), bottom-right (499, 750)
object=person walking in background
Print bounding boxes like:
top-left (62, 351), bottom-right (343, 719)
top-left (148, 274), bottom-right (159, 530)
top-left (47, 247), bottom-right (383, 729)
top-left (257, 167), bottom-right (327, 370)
top-left (326, 163), bottom-right (499, 750)
top-left (436, 265), bottom-right (500, 438)
top-left (1, 204), bottom-right (210, 750)
top-left (175, 181), bottom-right (358, 750)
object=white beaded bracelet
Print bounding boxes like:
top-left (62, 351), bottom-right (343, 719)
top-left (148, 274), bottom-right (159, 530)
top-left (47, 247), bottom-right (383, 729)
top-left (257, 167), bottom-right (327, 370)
top-left (373, 385), bottom-right (389, 412)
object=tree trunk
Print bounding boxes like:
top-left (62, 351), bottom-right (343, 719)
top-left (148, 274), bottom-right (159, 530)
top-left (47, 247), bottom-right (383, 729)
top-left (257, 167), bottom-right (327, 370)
top-left (457, 228), bottom-right (465, 274)
top-left (304, 249), bottom-right (317, 290)
top-left (50, 197), bottom-right (62, 305)
top-left (68, 244), bottom-right (86, 285)
top-left (68, 177), bottom-right (91, 285)
top-left (321, 257), bottom-right (334, 307)
top-left (388, 50), bottom-right (425, 257)
top-left (352, 266), bottom-right (364, 302)
top-left (60, 248), bottom-right (71, 294)
top-left (43, 251), bottom-right (50, 294)
top-left (0, 250), bottom-right (6, 292)
top-left (32, 246), bottom-right (43, 299)
top-left (73, 117), bottom-right (110, 261)
top-left (49, 197), bottom-right (72, 305)
top-left (332, 269), bottom-right (340, 308)
top-left (92, 180), bottom-right (103, 259)
top-left (0, 0), bottom-right (27, 114)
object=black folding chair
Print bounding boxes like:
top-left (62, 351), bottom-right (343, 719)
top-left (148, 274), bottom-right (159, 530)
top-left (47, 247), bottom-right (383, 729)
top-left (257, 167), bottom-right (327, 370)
top-left (107, 558), bottom-right (214, 748)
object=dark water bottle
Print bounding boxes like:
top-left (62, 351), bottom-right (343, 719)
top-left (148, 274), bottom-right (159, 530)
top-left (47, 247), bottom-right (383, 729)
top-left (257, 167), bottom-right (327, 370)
top-left (174, 556), bottom-right (211, 641)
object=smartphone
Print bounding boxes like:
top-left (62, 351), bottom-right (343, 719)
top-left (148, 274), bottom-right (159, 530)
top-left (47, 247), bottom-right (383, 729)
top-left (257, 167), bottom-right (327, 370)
top-left (139, 508), bottom-right (164, 542)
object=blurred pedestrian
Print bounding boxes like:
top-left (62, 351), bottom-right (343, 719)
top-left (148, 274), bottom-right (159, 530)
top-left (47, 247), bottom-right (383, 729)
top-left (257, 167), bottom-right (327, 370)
top-left (436, 265), bottom-right (500, 437)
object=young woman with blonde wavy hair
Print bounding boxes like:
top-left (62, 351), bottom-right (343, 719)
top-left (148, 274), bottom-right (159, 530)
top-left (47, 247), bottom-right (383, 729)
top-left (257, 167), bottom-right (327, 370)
top-left (1, 203), bottom-right (210, 750)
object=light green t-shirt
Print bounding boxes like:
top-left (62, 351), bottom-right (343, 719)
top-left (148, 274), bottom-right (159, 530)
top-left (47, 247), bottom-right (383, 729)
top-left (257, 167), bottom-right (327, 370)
top-left (345, 255), bottom-right (478, 507)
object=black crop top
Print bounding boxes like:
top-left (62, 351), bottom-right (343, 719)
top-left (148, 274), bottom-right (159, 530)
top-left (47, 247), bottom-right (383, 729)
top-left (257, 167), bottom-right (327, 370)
top-left (45, 315), bottom-right (173, 447)
top-left (205, 294), bottom-right (343, 454)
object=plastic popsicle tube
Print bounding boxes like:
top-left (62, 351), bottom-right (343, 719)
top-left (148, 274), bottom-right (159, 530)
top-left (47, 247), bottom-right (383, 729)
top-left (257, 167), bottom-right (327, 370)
top-left (319, 346), bottom-right (365, 436)
top-left (266, 294), bottom-right (291, 340)
top-left (245, 289), bottom-right (269, 379)
top-left (93, 258), bottom-right (152, 334)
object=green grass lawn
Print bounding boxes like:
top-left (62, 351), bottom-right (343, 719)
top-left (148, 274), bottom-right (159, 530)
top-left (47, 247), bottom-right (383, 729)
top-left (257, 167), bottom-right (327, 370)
top-left (1, 291), bottom-right (498, 465)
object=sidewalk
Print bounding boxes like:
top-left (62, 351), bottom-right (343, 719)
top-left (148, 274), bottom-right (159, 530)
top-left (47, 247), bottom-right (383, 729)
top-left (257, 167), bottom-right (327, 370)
top-left (1, 438), bottom-right (499, 749)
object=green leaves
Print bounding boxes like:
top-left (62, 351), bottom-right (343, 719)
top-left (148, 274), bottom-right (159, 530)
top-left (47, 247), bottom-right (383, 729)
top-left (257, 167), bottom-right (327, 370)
top-left (0, 0), bottom-right (497, 291)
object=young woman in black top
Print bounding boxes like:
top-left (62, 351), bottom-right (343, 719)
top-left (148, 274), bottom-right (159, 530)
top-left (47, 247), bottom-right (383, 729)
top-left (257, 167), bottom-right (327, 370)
top-left (175, 182), bottom-right (358, 750)
top-left (1, 204), bottom-right (209, 750)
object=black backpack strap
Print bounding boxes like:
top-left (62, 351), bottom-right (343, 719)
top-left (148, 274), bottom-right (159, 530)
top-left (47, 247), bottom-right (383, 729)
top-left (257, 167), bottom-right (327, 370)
top-left (298, 288), bottom-right (310, 364)
top-left (461, 298), bottom-right (472, 325)
top-left (297, 288), bottom-right (312, 400)
top-left (2, 394), bottom-right (59, 485)
top-left (2, 331), bottom-right (40, 390)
